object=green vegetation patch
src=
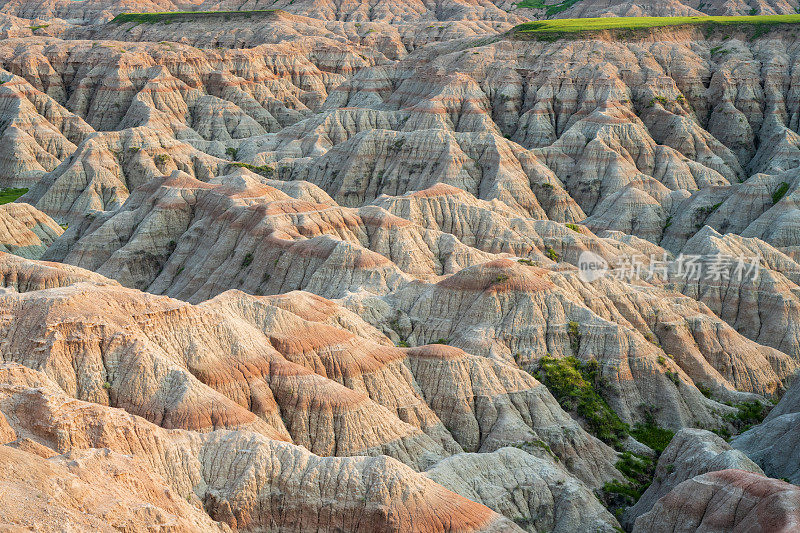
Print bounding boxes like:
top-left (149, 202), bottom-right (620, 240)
top-left (724, 400), bottom-right (768, 433)
top-left (515, 0), bottom-right (583, 16)
top-left (535, 356), bottom-right (629, 446)
top-left (0, 188), bottom-right (28, 205)
top-left (631, 420), bottom-right (675, 454)
top-left (601, 452), bottom-right (655, 511)
top-left (229, 162), bottom-right (275, 177)
top-left (773, 182), bottom-right (791, 204)
top-left (513, 15), bottom-right (800, 41)
top-left (111, 10), bottom-right (278, 25)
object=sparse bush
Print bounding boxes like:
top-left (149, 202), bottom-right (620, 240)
top-left (773, 182), bottom-right (790, 204)
top-left (631, 412), bottom-right (674, 454)
top-left (696, 382), bottom-right (713, 398)
top-left (229, 162), bottom-right (275, 177)
top-left (534, 356), bottom-right (629, 446)
top-left (725, 400), bottom-right (768, 433)
top-left (241, 253), bottom-right (254, 267)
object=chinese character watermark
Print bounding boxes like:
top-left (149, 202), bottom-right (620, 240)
top-left (578, 251), bottom-right (761, 283)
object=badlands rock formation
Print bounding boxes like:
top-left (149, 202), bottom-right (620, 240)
top-left (731, 374), bottom-right (800, 484)
top-left (0, 202), bottom-right (63, 258)
top-left (1, 0), bottom-right (800, 531)
top-left (625, 428), bottom-right (763, 527)
top-left (632, 470), bottom-right (800, 533)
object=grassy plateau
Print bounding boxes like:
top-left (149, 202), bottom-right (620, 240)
top-left (513, 14), bottom-right (800, 40)
top-left (0, 188), bottom-right (28, 205)
top-left (111, 10), bottom-right (278, 24)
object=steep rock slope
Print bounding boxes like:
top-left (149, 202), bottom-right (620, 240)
top-left (0, 362), bottom-right (522, 532)
top-left (0, 202), bottom-right (63, 259)
top-left (46, 170), bottom-right (795, 431)
top-left (0, 254), bottom-right (623, 495)
top-left (732, 375), bottom-right (800, 483)
top-left (625, 428), bottom-right (763, 527)
top-left (632, 470), bottom-right (800, 533)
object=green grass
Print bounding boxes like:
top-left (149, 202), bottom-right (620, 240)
top-left (513, 15), bottom-right (800, 41)
top-left (724, 400), bottom-right (768, 433)
top-left (0, 188), bottom-right (28, 205)
top-left (773, 182), bottom-right (791, 204)
top-left (515, 0), bottom-right (583, 16)
top-left (631, 421), bottom-right (675, 453)
top-left (535, 356), bottom-right (629, 446)
top-left (229, 162), bottom-right (275, 177)
top-left (111, 10), bottom-right (278, 25)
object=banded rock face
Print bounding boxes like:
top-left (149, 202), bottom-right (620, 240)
top-left (0, 203), bottom-right (63, 259)
top-left (3, 1), bottom-right (800, 531)
top-left (46, 169), bottom-right (795, 431)
top-left (0, 362), bottom-right (521, 533)
top-left (625, 428), bottom-right (763, 527)
top-left (0, 255), bottom-right (623, 505)
top-left (632, 470), bottom-right (800, 533)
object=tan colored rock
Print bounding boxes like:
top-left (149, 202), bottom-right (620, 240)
top-left (0, 202), bottom-right (63, 258)
top-left (0, 362), bottom-right (521, 532)
top-left (625, 429), bottom-right (763, 528)
top-left (632, 470), bottom-right (800, 533)
top-left (425, 447), bottom-right (620, 532)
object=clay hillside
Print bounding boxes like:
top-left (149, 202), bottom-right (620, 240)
top-left (1, 1), bottom-right (800, 532)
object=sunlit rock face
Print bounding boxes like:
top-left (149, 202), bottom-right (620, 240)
top-left (3, 0), bottom-right (800, 531)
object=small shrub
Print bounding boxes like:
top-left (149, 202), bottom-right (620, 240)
top-left (432, 338), bottom-right (450, 345)
top-left (773, 182), bottom-right (790, 204)
top-left (225, 147), bottom-right (239, 160)
top-left (494, 274), bottom-right (510, 283)
top-left (241, 253), bottom-right (254, 267)
top-left (0, 188), bottom-right (28, 205)
top-left (544, 246), bottom-right (559, 262)
top-left (565, 223), bottom-right (581, 232)
top-left (696, 382), bottom-right (713, 398)
top-left (698, 202), bottom-right (723, 216)
top-left (725, 400), bottom-right (768, 432)
top-left (229, 162), bottom-right (275, 177)
top-left (535, 356), bottom-right (629, 446)
top-left (396, 340), bottom-right (410, 348)
top-left (631, 414), bottom-right (674, 454)
top-left (102, 381), bottom-right (112, 390)
top-left (517, 258), bottom-right (535, 266)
